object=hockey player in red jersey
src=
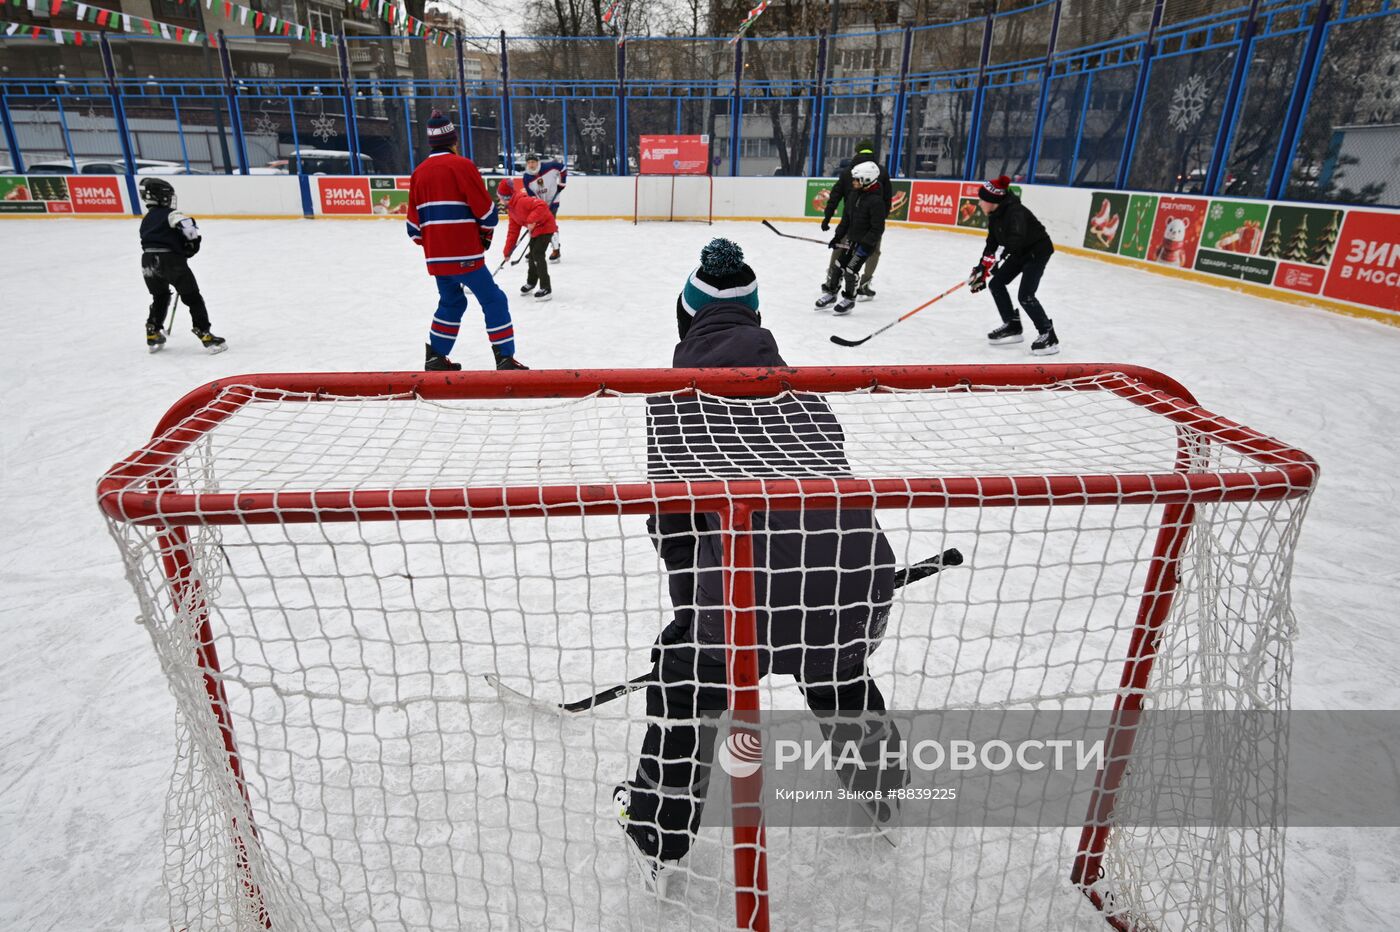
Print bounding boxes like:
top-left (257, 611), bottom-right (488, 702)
top-left (496, 178), bottom-right (559, 301)
top-left (405, 111), bottom-right (526, 370)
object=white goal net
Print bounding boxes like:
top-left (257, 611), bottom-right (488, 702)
top-left (634, 173), bottom-right (714, 223)
top-left (98, 365), bottom-right (1316, 932)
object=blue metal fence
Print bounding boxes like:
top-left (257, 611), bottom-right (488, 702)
top-left (0, 0), bottom-right (1395, 206)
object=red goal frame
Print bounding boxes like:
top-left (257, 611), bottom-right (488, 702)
top-left (98, 364), bottom-right (1318, 932)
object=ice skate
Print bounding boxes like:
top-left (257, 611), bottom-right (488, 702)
top-left (1030, 323), bottom-right (1059, 356)
top-left (987, 321), bottom-right (1024, 345)
top-left (191, 328), bottom-right (227, 355)
top-left (855, 283), bottom-right (876, 301)
top-left (614, 785), bottom-right (672, 898)
top-left (146, 322), bottom-right (167, 353)
top-left (425, 343), bottom-right (461, 372)
top-left (492, 346), bottom-right (529, 371)
top-left (534, 286), bottom-right (552, 301)
top-left (833, 296), bottom-right (855, 316)
top-left (520, 282), bottom-right (535, 296)
top-left (815, 291), bottom-right (838, 310)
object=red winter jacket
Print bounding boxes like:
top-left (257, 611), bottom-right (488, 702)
top-left (501, 191), bottom-right (559, 256)
top-left (405, 151), bottom-right (498, 276)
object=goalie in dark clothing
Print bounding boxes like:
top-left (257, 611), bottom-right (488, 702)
top-left (137, 177), bottom-right (225, 354)
top-left (615, 238), bottom-right (903, 893)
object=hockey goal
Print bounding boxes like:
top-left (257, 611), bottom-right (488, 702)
top-left (99, 365), bottom-right (1315, 932)
top-left (633, 172), bottom-right (714, 224)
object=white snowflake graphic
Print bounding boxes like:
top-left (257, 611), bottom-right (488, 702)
top-left (310, 113), bottom-right (337, 143)
top-left (252, 114), bottom-right (279, 137)
top-left (1168, 74), bottom-right (1208, 133)
top-left (525, 113), bottom-right (550, 137)
top-left (1209, 202), bottom-right (1224, 221)
top-left (581, 114), bottom-right (607, 142)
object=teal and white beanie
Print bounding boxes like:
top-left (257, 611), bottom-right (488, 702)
top-left (680, 238), bottom-right (759, 319)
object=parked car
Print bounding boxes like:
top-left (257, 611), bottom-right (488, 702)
top-left (26, 158), bottom-right (183, 174)
top-left (286, 149), bottom-right (376, 175)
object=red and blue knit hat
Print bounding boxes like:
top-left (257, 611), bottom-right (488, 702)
top-left (426, 110), bottom-right (458, 149)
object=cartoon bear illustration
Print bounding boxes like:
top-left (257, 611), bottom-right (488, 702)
top-left (1155, 216), bottom-right (1189, 266)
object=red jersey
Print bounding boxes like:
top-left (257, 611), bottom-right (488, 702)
top-left (405, 151), bottom-right (498, 276)
top-left (501, 191), bottom-right (559, 256)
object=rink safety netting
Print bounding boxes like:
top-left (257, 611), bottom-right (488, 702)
top-left (97, 365), bottom-right (1317, 931)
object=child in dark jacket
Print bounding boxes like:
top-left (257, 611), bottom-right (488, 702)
top-left (817, 160), bottom-right (887, 315)
top-left (616, 238), bottom-right (902, 896)
top-left (967, 175), bottom-right (1060, 355)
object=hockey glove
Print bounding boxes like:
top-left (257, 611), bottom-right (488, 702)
top-left (967, 254), bottom-right (996, 293)
top-left (182, 237), bottom-right (202, 258)
top-left (820, 217), bottom-right (831, 232)
top-left (479, 227), bottom-right (495, 251)
top-left (828, 236), bottom-right (847, 250)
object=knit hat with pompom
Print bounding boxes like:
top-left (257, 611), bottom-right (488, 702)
top-left (979, 174), bottom-right (1013, 203)
top-left (680, 238), bottom-right (759, 321)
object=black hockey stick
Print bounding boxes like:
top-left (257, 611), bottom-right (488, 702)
top-left (488, 547), bottom-right (964, 715)
top-left (493, 237), bottom-right (529, 274)
top-left (831, 279), bottom-right (966, 347)
top-left (761, 219), bottom-right (829, 245)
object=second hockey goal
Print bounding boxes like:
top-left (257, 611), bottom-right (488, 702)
top-left (633, 171), bottom-right (714, 224)
top-left (98, 365), bottom-right (1316, 931)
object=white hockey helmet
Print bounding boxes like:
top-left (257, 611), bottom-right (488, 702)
top-left (851, 161), bottom-right (880, 187)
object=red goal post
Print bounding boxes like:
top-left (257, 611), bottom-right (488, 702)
top-left (98, 365), bottom-right (1317, 932)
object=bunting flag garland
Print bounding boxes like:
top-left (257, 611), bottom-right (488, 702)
top-left (729, 0), bottom-right (770, 44)
top-left (2, 0), bottom-right (461, 50)
top-left (601, 0), bottom-right (622, 24)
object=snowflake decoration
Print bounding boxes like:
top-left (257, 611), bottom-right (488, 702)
top-left (525, 113), bottom-right (550, 138)
top-left (1168, 74), bottom-right (1208, 133)
top-left (310, 113), bottom-right (337, 143)
top-left (252, 114), bottom-right (279, 137)
top-left (581, 114), bottom-right (607, 142)
top-left (1209, 202), bottom-right (1224, 222)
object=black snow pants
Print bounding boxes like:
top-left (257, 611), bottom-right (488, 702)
top-left (142, 252), bottom-right (212, 331)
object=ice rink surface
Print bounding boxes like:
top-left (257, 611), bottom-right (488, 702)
top-left (2, 217), bottom-right (1398, 929)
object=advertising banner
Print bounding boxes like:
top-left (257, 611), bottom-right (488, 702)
top-left (1145, 197), bottom-right (1207, 269)
top-left (0, 175), bottom-right (126, 214)
top-left (803, 178), bottom-right (835, 219)
top-left (369, 177), bottom-right (411, 216)
top-left (908, 180), bottom-right (960, 226)
top-left (316, 177), bottom-right (414, 216)
top-left (1323, 209), bottom-right (1400, 311)
top-left (318, 178), bottom-right (372, 215)
top-left (1118, 195), bottom-right (1159, 259)
top-left (1083, 192), bottom-right (1130, 253)
top-left (1263, 205), bottom-right (1344, 296)
top-left (1194, 198), bottom-right (1276, 283)
top-left (638, 135), bottom-right (711, 175)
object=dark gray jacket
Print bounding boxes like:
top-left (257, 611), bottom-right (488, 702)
top-left (646, 303), bottom-right (896, 678)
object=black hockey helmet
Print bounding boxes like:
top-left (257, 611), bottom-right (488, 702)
top-left (139, 176), bottom-right (176, 208)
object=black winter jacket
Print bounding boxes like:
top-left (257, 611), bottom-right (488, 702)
top-left (981, 193), bottom-right (1052, 263)
top-left (833, 186), bottom-right (888, 252)
top-left (645, 303), bottom-right (896, 678)
top-left (822, 153), bottom-right (893, 225)
top-left (140, 206), bottom-right (202, 257)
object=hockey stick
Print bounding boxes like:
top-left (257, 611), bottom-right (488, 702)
top-left (493, 237), bottom-right (529, 274)
top-left (830, 279), bottom-right (966, 348)
top-left (761, 220), bottom-right (829, 245)
top-left (488, 547), bottom-right (964, 714)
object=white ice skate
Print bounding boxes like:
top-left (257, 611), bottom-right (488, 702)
top-left (614, 785), bottom-right (671, 898)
